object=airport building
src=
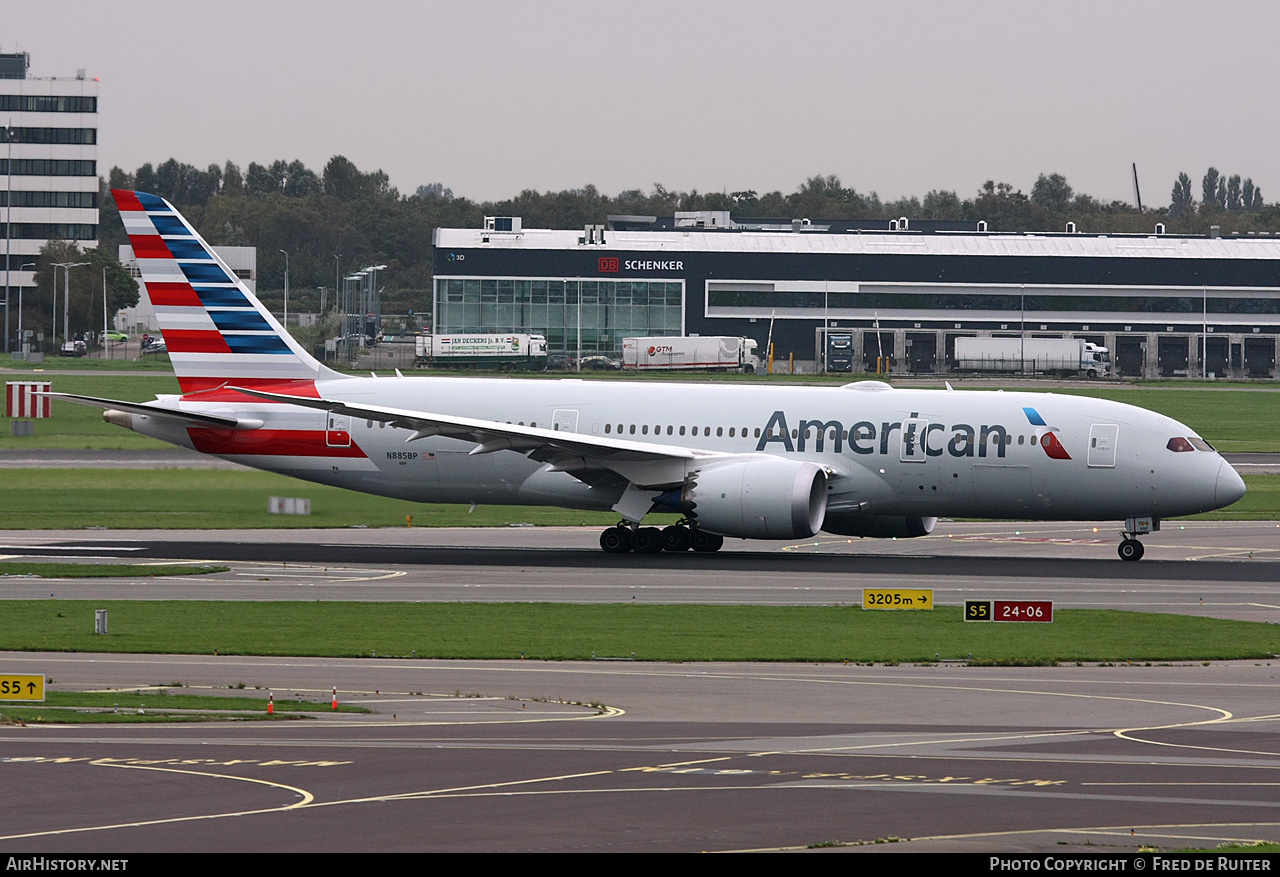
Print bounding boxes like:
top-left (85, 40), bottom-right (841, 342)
top-left (432, 212), bottom-right (1280, 378)
top-left (0, 52), bottom-right (99, 349)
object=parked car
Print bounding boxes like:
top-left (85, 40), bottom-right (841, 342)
top-left (103, 330), bottom-right (129, 342)
top-left (58, 340), bottom-right (87, 357)
top-left (578, 355), bottom-right (622, 371)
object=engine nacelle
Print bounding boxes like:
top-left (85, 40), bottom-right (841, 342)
top-left (679, 455), bottom-right (828, 539)
top-left (822, 515), bottom-right (938, 539)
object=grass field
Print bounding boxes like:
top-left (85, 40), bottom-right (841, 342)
top-left (0, 373), bottom-right (179, 450)
top-left (0, 689), bottom-right (368, 724)
top-left (0, 562), bottom-right (228, 577)
top-left (2, 600), bottom-right (1277, 663)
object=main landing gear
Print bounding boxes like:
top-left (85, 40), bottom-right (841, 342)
top-left (599, 522), bottom-right (724, 554)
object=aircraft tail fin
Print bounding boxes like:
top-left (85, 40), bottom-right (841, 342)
top-left (113, 189), bottom-right (341, 395)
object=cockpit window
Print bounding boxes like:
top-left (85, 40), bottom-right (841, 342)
top-left (1188, 437), bottom-right (1215, 452)
top-left (1166, 437), bottom-right (1195, 452)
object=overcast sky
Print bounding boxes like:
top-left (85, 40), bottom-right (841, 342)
top-left (9, 0), bottom-right (1278, 207)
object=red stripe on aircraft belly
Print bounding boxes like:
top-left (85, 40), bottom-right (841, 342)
top-left (164, 330), bottom-right (232, 354)
top-left (146, 282), bottom-right (202, 307)
top-left (187, 428), bottom-right (367, 458)
top-left (113, 189), bottom-right (144, 211)
top-left (178, 378), bottom-right (322, 400)
top-left (129, 235), bottom-right (172, 259)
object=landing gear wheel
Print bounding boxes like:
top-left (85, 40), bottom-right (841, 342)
top-left (599, 526), bottom-right (632, 554)
top-left (632, 527), bottom-right (664, 554)
top-left (689, 530), bottom-right (724, 553)
top-left (661, 525), bottom-right (692, 552)
top-left (1118, 538), bottom-right (1144, 562)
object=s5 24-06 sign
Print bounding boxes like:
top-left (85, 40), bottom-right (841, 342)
top-left (965, 601), bottom-right (1053, 622)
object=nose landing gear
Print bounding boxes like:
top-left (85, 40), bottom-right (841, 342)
top-left (1117, 516), bottom-right (1157, 561)
top-left (1117, 538), bottom-right (1145, 562)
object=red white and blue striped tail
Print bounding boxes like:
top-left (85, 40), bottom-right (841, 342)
top-left (113, 189), bottom-right (337, 396)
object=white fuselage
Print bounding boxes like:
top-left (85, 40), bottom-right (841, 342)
top-left (129, 376), bottom-right (1242, 525)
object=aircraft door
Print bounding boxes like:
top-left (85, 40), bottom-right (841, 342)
top-left (326, 413), bottom-right (352, 448)
top-left (552, 409), bottom-right (579, 433)
top-left (900, 417), bottom-right (928, 462)
top-left (1087, 423), bottom-right (1118, 468)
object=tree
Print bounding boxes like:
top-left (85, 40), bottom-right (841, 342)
top-left (414, 182), bottom-right (454, 201)
top-left (1201, 167), bottom-right (1221, 210)
top-left (245, 161), bottom-right (280, 198)
top-left (1030, 173), bottom-right (1073, 213)
top-left (31, 241), bottom-right (137, 348)
top-left (1169, 172), bottom-right (1194, 217)
top-left (1226, 174), bottom-right (1243, 211)
top-left (323, 155), bottom-right (395, 201)
top-left (922, 189), bottom-right (963, 219)
top-left (222, 161), bottom-right (244, 196)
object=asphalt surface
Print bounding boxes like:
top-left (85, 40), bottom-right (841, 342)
top-left (2, 654), bottom-right (1279, 853)
top-left (1, 522), bottom-right (1277, 853)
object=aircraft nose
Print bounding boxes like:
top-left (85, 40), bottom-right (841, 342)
top-left (1215, 460), bottom-right (1246, 508)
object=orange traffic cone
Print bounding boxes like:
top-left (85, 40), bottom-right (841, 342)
top-left (331, 687), bottom-right (338, 711)
top-left (267, 692), bottom-right (274, 715)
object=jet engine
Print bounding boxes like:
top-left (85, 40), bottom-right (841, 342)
top-left (821, 515), bottom-right (938, 538)
top-left (675, 455), bottom-right (828, 539)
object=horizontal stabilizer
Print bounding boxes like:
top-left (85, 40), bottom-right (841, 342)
top-left (40, 392), bottom-right (260, 430)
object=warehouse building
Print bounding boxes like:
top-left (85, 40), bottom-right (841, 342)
top-left (432, 212), bottom-right (1280, 378)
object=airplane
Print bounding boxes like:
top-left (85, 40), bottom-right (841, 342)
top-left (47, 190), bottom-right (1247, 561)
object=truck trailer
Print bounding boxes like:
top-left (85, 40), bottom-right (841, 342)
top-left (622, 336), bottom-right (761, 373)
top-left (414, 334), bottom-right (548, 370)
top-left (953, 337), bottom-right (1110, 378)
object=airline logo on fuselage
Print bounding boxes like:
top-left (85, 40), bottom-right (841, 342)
top-left (755, 410), bottom-right (1014, 458)
top-left (1023, 407), bottom-right (1071, 460)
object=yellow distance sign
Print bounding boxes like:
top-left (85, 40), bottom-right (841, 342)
top-left (0, 674), bottom-right (45, 701)
top-left (863, 589), bottom-right (933, 611)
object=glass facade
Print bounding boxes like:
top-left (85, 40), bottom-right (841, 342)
top-left (434, 277), bottom-right (684, 356)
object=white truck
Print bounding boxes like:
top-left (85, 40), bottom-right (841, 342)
top-left (414, 334), bottom-right (548, 370)
top-left (953, 337), bottom-right (1111, 378)
top-left (622, 335), bottom-right (761, 373)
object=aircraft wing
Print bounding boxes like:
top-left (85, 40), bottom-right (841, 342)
top-left (41, 392), bottom-right (258, 430)
top-left (231, 386), bottom-right (725, 490)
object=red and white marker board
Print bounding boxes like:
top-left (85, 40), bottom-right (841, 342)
top-left (5, 382), bottom-right (51, 419)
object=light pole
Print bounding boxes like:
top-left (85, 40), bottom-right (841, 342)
top-left (17, 261), bottom-right (33, 354)
top-left (279, 249), bottom-right (289, 333)
top-left (51, 260), bottom-right (90, 352)
top-left (4, 119), bottom-right (12, 354)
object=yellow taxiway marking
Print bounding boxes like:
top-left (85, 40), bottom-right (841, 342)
top-left (0, 760), bottom-right (314, 842)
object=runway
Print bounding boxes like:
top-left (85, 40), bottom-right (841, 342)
top-left (1, 522), bottom-right (1278, 852)
top-left (2, 654), bottom-right (1279, 853)
top-left (0, 520), bottom-right (1277, 620)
